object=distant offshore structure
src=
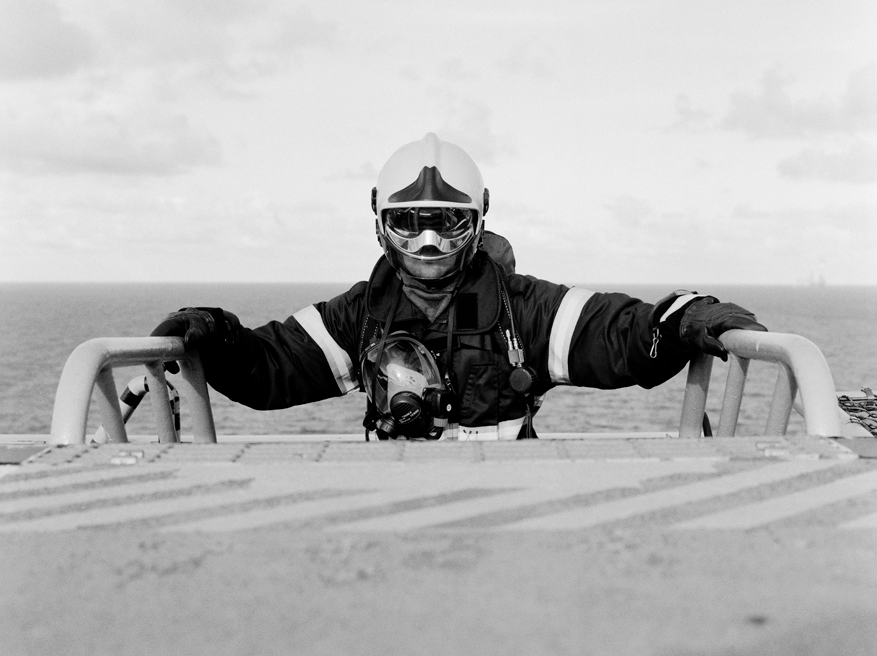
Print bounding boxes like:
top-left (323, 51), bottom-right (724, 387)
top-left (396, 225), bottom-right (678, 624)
top-left (794, 269), bottom-right (827, 287)
top-left (803, 261), bottom-right (827, 287)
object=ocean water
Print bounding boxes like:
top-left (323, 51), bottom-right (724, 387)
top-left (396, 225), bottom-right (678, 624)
top-left (1, 282), bottom-right (875, 437)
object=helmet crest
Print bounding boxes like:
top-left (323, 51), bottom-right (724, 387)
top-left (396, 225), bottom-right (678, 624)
top-left (388, 166), bottom-right (472, 204)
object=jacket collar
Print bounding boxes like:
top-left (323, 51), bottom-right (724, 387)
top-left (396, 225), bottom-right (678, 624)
top-left (365, 251), bottom-right (501, 333)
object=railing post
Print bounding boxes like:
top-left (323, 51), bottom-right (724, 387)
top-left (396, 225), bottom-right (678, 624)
top-left (177, 354), bottom-right (217, 444)
top-left (50, 337), bottom-right (196, 444)
top-left (720, 331), bottom-right (841, 437)
top-left (679, 351), bottom-right (713, 438)
top-left (94, 368), bottom-right (129, 443)
top-left (144, 361), bottom-right (179, 443)
top-left (717, 355), bottom-right (749, 437)
top-left (765, 364), bottom-right (797, 436)
top-left (51, 340), bottom-right (108, 445)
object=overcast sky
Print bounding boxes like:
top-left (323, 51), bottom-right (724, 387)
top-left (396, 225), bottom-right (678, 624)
top-left (1, 0), bottom-right (874, 286)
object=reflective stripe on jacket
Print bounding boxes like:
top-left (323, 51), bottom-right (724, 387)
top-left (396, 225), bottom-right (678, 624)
top-left (200, 252), bottom-right (694, 439)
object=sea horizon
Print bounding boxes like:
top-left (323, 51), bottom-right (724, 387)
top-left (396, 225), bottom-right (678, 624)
top-left (2, 282), bottom-right (875, 437)
top-left (2, 280), bottom-right (874, 287)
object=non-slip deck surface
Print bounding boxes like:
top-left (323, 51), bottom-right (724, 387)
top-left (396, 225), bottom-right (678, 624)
top-left (1, 436), bottom-right (874, 655)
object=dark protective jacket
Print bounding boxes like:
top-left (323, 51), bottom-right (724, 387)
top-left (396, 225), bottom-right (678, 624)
top-left (199, 250), bottom-right (702, 440)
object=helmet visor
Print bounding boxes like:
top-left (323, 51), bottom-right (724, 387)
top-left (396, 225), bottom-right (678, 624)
top-left (384, 207), bottom-right (475, 259)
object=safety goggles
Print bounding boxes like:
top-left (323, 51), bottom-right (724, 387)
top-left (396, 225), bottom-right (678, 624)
top-left (383, 207), bottom-right (475, 257)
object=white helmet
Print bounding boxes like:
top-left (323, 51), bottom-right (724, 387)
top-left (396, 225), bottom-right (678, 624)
top-left (372, 133), bottom-right (489, 281)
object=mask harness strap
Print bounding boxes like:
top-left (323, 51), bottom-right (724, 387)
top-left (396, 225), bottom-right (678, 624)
top-left (364, 285), bottom-right (402, 441)
top-left (497, 272), bottom-right (537, 439)
top-left (445, 298), bottom-right (456, 382)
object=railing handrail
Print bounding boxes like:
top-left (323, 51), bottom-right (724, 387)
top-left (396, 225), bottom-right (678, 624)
top-left (51, 330), bottom-right (842, 445)
top-left (50, 337), bottom-right (217, 445)
top-left (679, 329), bottom-right (842, 438)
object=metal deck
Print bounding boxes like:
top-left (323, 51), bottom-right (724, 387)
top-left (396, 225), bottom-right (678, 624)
top-left (0, 435), bottom-right (875, 655)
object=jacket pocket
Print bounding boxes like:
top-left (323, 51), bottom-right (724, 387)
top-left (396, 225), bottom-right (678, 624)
top-left (459, 362), bottom-right (499, 427)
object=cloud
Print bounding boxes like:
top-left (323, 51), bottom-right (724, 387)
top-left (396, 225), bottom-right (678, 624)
top-left (221, 200), bottom-right (348, 249)
top-left (598, 198), bottom-right (876, 266)
top-left (325, 162), bottom-right (380, 182)
top-left (95, 2), bottom-right (337, 91)
top-left (398, 67), bottom-right (421, 83)
top-left (168, 0), bottom-right (272, 23)
top-left (732, 201), bottom-right (876, 230)
top-left (605, 196), bottom-right (652, 228)
top-left (495, 42), bottom-right (553, 79)
top-left (439, 101), bottom-right (515, 166)
top-left (0, 106), bottom-right (221, 175)
top-left (670, 94), bottom-right (711, 132)
top-left (730, 204), bottom-right (771, 221)
top-left (721, 66), bottom-right (877, 139)
top-left (777, 140), bottom-right (877, 183)
top-left (271, 5), bottom-right (336, 52)
top-left (0, 0), bottom-right (95, 79)
top-left (440, 58), bottom-right (480, 81)
top-left (0, 183), bottom-right (348, 257)
top-left (0, 3), bottom-right (338, 179)
top-left (0, 2), bottom-right (337, 92)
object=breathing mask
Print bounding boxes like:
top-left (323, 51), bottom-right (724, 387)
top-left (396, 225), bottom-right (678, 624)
top-left (360, 333), bottom-right (453, 440)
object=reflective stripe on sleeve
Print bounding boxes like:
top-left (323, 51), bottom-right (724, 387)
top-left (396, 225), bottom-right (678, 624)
top-left (548, 287), bottom-right (595, 384)
top-left (292, 305), bottom-right (358, 395)
top-left (659, 293), bottom-right (708, 324)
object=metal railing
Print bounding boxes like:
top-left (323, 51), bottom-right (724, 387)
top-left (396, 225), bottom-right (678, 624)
top-left (679, 329), bottom-right (842, 438)
top-left (50, 337), bottom-right (216, 445)
top-left (50, 330), bottom-right (843, 445)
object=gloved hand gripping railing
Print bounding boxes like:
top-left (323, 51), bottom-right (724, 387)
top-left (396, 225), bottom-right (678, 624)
top-left (50, 337), bottom-right (217, 445)
top-left (679, 329), bottom-right (842, 438)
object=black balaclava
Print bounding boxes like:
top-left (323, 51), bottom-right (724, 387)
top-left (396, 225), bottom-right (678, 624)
top-left (397, 268), bottom-right (464, 323)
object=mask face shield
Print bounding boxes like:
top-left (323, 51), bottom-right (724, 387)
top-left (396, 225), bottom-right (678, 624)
top-left (361, 334), bottom-right (450, 439)
top-left (383, 207), bottom-right (476, 261)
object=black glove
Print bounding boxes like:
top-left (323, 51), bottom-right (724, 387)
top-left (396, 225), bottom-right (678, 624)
top-left (150, 307), bottom-right (238, 374)
top-left (679, 297), bottom-right (767, 361)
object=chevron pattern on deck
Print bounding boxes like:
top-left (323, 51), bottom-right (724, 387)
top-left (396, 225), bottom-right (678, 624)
top-left (0, 437), bottom-right (873, 534)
